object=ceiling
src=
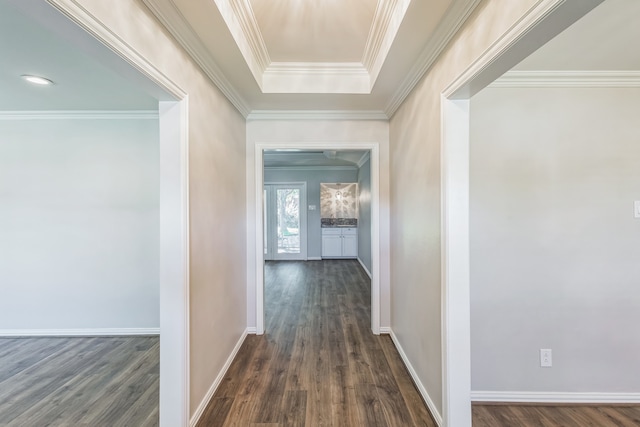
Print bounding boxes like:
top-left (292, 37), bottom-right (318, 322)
top-left (264, 150), bottom-right (369, 168)
top-left (0, 1), bottom-right (159, 111)
top-left (2, 0), bottom-right (638, 117)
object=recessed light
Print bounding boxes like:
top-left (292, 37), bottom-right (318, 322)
top-left (21, 75), bottom-right (54, 86)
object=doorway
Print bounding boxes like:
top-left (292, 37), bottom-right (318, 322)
top-left (264, 183), bottom-right (308, 261)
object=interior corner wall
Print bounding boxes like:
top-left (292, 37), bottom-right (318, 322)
top-left (388, 0), bottom-right (543, 416)
top-left (264, 168), bottom-right (358, 259)
top-left (469, 86), bottom-right (640, 394)
top-left (71, 1), bottom-right (248, 417)
top-left (357, 158), bottom-right (372, 274)
top-left (0, 115), bottom-right (159, 331)
top-left (246, 119), bottom-right (391, 329)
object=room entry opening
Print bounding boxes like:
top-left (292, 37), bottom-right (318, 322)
top-left (264, 183), bottom-right (307, 261)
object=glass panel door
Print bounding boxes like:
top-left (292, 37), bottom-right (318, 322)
top-left (264, 183), bottom-right (307, 260)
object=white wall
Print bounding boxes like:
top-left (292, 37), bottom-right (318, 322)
top-left (247, 119), bottom-right (390, 329)
top-left (0, 115), bottom-right (159, 331)
top-left (469, 86), bottom-right (640, 394)
top-left (264, 167), bottom-right (358, 259)
top-left (70, 1), bottom-right (247, 418)
top-left (389, 0), bottom-right (544, 418)
top-left (358, 157), bottom-right (372, 274)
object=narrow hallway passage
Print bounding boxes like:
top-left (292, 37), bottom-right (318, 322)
top-left (198, 260), bottom-right (436, 426)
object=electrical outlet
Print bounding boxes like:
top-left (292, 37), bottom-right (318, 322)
top-left (540, 349), bottom-right (552, 367)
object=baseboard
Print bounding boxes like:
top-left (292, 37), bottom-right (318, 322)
top-left (190, 328), bottom-right (249, 427)
top-left (389, 330), bottom-right (443, 426)
top-left (357, 257), bottom-right (372, 279)
top-left (471, 391), bottom-right (640, 404)
top-left (0, 328), bottom-right (160, 337)
top-left (379, 326), bottom-right (391, 334)
top-left (307, 256), bottom-right (322, 261)
top-left (247, 326), bottom-right (257, 334)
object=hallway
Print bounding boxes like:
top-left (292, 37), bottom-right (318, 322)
top-left (198, 260), bottom-right (436, 426)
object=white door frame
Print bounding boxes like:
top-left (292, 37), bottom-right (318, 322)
top-left (44, 2), bottom-right (191, 426)
top-left (255, 142), bottom-right (380, 335)
top-left (264, 182), bottom-right (308, 261)
top-left (439, 1), bottom-right (603, 425)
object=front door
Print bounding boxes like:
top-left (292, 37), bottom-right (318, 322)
top-left (264, 183), bottom-right (307, 260)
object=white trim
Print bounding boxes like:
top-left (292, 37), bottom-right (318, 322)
top-left (471, 391), bottom-right (640, 404)
top-left (0, 110), bottom-right (159, 120)
top-left (255, 142), bottom-right (381, 336)
top-left (227, 0), bottom-right (270, 72)
top-left (491, 70), bottom-right (640, 88)
top-left (45, 2), bottom-right (192, 426)
top-left (141, 0), bottom-right (251, 116)
top-left (441, 97), bottom-right (472, 427)
top-left (307, 256), bottom-right (322, 261)
top-left (362, 0), bottom-right (411, 85)
top-left (247, 327), bottom-right (257, 334)
top-left (378, 326), bottom-right (391, 334)
top-left (438, 1), bottom-right (604, 425)
top-left (357, 257), bottom-right (372, 279)
top-left (0, 328), bottom-right (160, 337)
top-left (385, 0), bottom-right (481, 116)
top-left (264, 166), bottom-right (358, 171)
top-left (190, 329), bottom-right (249, 427)
top-left (389, 330), bottom-right (443, 426)
top-left (247, 110), bottom-right (389, 121)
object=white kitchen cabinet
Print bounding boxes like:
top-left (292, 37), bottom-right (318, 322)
top-left (322, 227), bottom-right (357, 258)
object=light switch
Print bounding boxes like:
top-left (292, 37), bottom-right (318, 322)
top-left (635, 201), bottom-right (640, 218)
top-left (309, 205), bottom-right (316, 211)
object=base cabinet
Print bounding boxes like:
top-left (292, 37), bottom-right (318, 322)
top-left (322, 227), bottom-right (357, 258)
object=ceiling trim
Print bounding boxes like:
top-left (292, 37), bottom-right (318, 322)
top-left (0, 110), bottom-right (159, 120)
top-left (362, 0), bottom-right (411, 85)
top-left (385, 0), bottom-right (482, 117)
top-left (491, 71), bottom-right (640, 88)
top-left (264, 166), bottom-right (358, 171)
top-left (247, 110), bottom-right (389, 121)
top-left (217, 0), bottom-right (409, 94)
top-left (262, 62), bottom-right (370, 94)
top-left (357, 151), bottom-right (371, 168)
top-left (142, 0), bottom-right (251, 116)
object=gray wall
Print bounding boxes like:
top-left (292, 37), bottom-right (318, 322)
top-left (0, 115), bottom-right (159, 331)
top-left (357, 157), bottom-right (372, 273)
top-left (264, 167), bottom-right (358, 259)
top-left (470, 87), bottom-right (640, 393)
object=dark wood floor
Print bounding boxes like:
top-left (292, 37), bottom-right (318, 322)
top-left (198, 259), bottom-right (437, 427)
top-left (0, 336), bottom-right (159, 426)
top-left (473, 403), bottom-right (640, 426)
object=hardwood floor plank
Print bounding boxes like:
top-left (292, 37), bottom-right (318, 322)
top-left (199, 260), bottom-right (437, 426)
top-left (0, 336), bottom-right (158, 426)
top-left (472, 404), bottom-right (640, 426)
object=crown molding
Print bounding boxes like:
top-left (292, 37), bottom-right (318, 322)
top-left (357, 151), bottom-right (371, 168)
top-left (0, 110), bottom-right (159, 120)
top-left (262, 62), bottom-right (371, 94)
top-left (264, 166), bottom-right (358, 171)
top-left (491, 70), bottom-right (640, 87)
top-left (247, 110), bottom-right (389, 121)
top-left (142, 0), bottom-right (251, 116)
top-left (227, 0), bottom-right (270, 72)
top-left (385, 0), bottom-right (482, 117)
top-left (362, 0), bottom-right (411, 86)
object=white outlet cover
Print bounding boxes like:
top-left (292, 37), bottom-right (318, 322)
top-left (540, 349), bottom-right (552, 367)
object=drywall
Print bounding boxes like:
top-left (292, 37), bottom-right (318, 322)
top-left (470, 87), bottom-right (640, 394)
top-left (247, 119), bottom-right (390, 330)
top-left (389, 0), bottom-right (544, 417)
top-left (0, 115), bottom-right (159, 331)
top-left (357, 157), bottom-right (372, 274)
top-left (264, 168), bottom-right (358, 259)
top-left (69, 0), bottom-right (247, 418)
